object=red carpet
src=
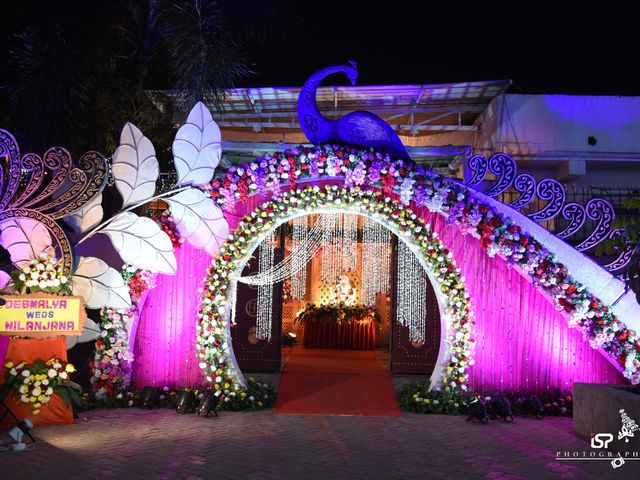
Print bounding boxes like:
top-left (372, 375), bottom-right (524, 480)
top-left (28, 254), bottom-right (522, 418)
top-left (272, 348), bottom-right (402, 416)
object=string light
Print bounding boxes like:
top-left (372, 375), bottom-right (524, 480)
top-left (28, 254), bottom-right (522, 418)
top-left (239, 214), bottom-right (336, 286)
top-left (396, 240), bottom-right (427, 345)
top-left (361, 217), bottom-right (391, 306)
top-left (290, 216), bottom-right (308, 300)
top-left (341, 214), bottom-right (358, 272)
top-left (256, 231), bottom-right (275, 340)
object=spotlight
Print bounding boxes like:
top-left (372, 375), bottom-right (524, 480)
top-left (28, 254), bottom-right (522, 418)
top-left (141, 387), bottom-right (161, 408)
top-left (282, 332), bottom-right (297, 348)
top-left (524, 395), bottom-right (544, 420)
top-left (466, 398), bottom-right (489, 424)
top-left (0, 297), bottom-right (6, 306)
top-left (176, 389), bottom-right (197, 414)
top-left (197, 392), bottom-right (219, 418)
top-left (489, 395), bottom-right (514, 423)
top-left (8, 418), bottom-right (34, 452)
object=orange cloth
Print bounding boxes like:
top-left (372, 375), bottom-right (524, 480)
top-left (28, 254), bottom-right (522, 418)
top-left (1, 337), bottom-right (74, 427)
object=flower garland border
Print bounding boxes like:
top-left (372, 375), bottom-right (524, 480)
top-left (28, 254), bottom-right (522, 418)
top-left (205, 145), bottom-right (640, 384)
top-left (197, 185), bottom-right (473, 393)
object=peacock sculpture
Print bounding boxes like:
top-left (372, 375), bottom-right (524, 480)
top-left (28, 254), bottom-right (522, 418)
top-left (297, 61), bottom-right (411, 161)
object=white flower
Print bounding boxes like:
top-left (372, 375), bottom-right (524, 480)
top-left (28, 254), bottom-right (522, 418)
top-left (59, 371), bottom-right (68, 380)
top-left (60, 276), bottom-right (68, 284)
top-left (45, 387), bottom-right (53, 395)
top-left (9, 368), bottom-right (17, 376)
top-left (18, 273), bottom-right (26, 281)
top-left (32, 386), bottom-right (42, 396)
top-left (39, 281), bottom-right (47, 289)
top-left (20, 395), bottom-right (29, 403)
top-left (48, 368), bottom-right (58, 377)
top-left (22, 370), bottom-right (30, 377)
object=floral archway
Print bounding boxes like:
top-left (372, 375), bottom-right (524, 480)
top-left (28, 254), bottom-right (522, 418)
top-left (196, 184), bottom-right (473, 397)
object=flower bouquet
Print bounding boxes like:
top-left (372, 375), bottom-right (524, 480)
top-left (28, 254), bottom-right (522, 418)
top-left (10, 252), bottom-right (70, 295)
top-left (1, 358), bottom-right (81, 415)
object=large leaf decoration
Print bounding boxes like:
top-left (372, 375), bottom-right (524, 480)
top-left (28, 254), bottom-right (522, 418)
top-left (172, 102), bottom-right (222, 186)
top-left (0, 271), bottom-right (10, 289)
top-left (112, 122), bottom-right (159, 208)
top-left (71, 256), bottom-right (131, 309)
top-left (65, 318), bottom-right (101, 350)
top-left (64, 193), bottom-right (103, 235)
top-left (101, 212), bottom-right (176, 274)
top-left (0, 219), bottom-right (54, 268)
top-left (166, 188), bottom-right (229, 257)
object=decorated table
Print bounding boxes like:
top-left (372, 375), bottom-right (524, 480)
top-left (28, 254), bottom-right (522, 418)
top-left (296, 304), bottom-right (379, 350)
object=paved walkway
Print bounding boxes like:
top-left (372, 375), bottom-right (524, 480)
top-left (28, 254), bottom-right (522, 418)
top-left (2, 409), bottom-right (638, 479)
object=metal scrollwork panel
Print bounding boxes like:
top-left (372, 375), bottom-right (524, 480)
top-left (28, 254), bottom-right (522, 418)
top-left (0, 129), bottom-right (22, 210)
top-left (21, 146), bottom-right (73, 209)
top-left (604, 228), bottom-right (634, 272)
top-left (527, 179), bottom-right (566, 222)
top-left (575, 198), bottom-right (615, 251)
top-left (556, 202), bottom-right (586, 239)
top-left (466, 154), bottom-right (489, 187)
top-left (484, 153), bottom-right (517, 197)
top-left (509, 174), bottom-right (536, 210)
top-left (52, 150), bottom-right (108, 218)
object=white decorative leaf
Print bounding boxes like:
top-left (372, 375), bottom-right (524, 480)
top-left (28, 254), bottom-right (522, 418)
top-left (66, 318), bottom-right (101, 350)
top-left (172, 102), bottom-right (221, 186)
top-left (0, 271), bottom-right (10, 289)
top-left (0, 219), bottom-right (54, 268)
top-left (64, 193), bottom-right (103, 235)
top-left (101, 212), bottom-right (176, 274)
top-left (112, 122), bottom-right (159, 208)
top-left (166, 188), bottom-right (229, 257)
top-left (71, 256), bottom-right (131, 309)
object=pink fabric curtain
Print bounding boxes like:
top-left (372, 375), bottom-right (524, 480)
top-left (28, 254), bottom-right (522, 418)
top-left (418, 207), bottom-right (625, 391)
top-left (131, 186), bottom-right (625, 391)
top-left (131, 242), bottom-right (212, 388)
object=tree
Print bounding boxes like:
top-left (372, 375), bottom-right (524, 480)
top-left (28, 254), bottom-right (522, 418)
top-left (0, 0), bottom-right (252, 163)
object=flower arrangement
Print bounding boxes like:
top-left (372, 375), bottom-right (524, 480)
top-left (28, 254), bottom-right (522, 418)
top-left (79, 378), bottom-right (275, 412)
top-left (398, 382), bottom-right (574, 417)
top-left (205, 145), bottom-right (640, 384)
top-left (1, 358), bottom-right (80, 414)
top-left (121, 264), bottom-right (157, 303)
top-left (90, 307), bottom-right (133, 400)
top-left (295, 303), bottom-right (380, 326)
top-left (157, 209), bottom-right (183, 249)
top-left (10, 252), bottom-right (70, 295)
top-left (197, 184), bottom-right (473, 393)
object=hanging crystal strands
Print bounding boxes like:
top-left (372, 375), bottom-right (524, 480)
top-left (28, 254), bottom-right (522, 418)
top-left (321, 213), bottom-right (340, 284)
top-left (396, 240), bottom-right (427, 345)
top-left (256, 230), bottom-right (275, 340)
top-left (290, 215), bottom-right (308, 300)
top-left (361, 217), bottom-right (391, 306)
top-left (239, 214), bottom-right (336, 286)
top-left (341, 214), bottom-right (358, 272)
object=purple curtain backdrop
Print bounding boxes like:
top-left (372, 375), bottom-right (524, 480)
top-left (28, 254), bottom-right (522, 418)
top-left (131, 242), bottom-right (211, 388)
top-left (418, 207), bottom-right (625, 391)
top-left (131, 189), bottom-right (625, 391)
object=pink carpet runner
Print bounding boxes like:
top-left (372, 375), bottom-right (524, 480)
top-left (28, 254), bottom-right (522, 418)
top-left (272, 348), bottom-right (402, 416)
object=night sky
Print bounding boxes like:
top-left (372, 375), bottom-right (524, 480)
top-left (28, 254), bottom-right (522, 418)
top-left (1, 2), bottom-right (639, 94)
top-left (247, 3), bottom-right (640, 95)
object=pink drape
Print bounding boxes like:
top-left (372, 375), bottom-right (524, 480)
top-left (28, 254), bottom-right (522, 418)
top-left (131, 242), bottom-right (211, 388)
top-left (131, 184), bottom-right (626, 391)
top-left (418, 207), bottom-right (626, 391)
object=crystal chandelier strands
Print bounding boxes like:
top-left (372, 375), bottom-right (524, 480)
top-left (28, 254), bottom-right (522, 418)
top-left (256, 230), bottom-right (275, 340)
top-left (396, 240), bottom-right (427, 345)
top-left (290, 215), bottom-right (308, 300)
top-left (361, 217), bottom-right (391, 306)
